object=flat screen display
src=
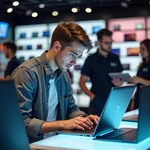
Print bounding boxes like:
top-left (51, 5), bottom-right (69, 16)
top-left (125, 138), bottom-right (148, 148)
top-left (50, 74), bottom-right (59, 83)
top-left (20, 33), bottom-right (26, 39)
top-left (92, 26), bottom-right (101, 34)
top-left (127, 47), bottom-right (140, 56)
top-left (111, 48), bottom-right (120, 56)
top-left (43, 31), bottom-right (50, 37)
top-left (124, 33), bottom-right (136, 41)
top-left (0, 22), bottom-right (9, 38)
top-left (0, 44), bottom-right (4, 52)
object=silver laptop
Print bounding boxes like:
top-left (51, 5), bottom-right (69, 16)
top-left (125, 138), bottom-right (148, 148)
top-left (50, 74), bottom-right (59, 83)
top-left (57, 85), bottom-right (136, 138)
top-left (95, 85), bottom-right (150, 144)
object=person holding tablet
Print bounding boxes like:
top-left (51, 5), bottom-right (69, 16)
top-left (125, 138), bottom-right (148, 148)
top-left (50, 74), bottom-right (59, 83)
top-left (79, 29), bottom-right (123, 116)
top-left (128, 39), bottom-right (150, 109)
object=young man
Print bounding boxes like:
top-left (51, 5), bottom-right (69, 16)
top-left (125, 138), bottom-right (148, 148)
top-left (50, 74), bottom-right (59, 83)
top-left (0, 41), bottom-right (21, 80)
top-left (11, 22), bottom-right (99, 142)
top-left (79, 29), bottom-right (123, 116)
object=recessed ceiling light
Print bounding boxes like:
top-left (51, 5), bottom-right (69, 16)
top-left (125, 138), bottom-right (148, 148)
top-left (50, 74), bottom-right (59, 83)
top-left (71, 7), bottom-right (78, 13)
top-left (85, 8), bottom-right (92, 13)
top-left (32, 12), bottom-right (38, 17)
top-left (12, 1), bottom-right (19, 6)
top-left (7, 8), bottom-right (13, 13)
top-left (52, 11), bottom-right (59, 16)
top-left (39, 3), bottom-right (45, 8)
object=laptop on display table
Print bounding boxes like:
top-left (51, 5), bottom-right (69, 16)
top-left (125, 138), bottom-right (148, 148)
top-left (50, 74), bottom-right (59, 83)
top-left (57, 85), bottom-right (135, 138)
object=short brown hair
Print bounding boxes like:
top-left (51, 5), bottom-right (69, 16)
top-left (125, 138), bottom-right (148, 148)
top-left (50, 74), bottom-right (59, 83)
top-left (50, 21), bottom-right (92, 51)
top-left (96, 29), bottom-right (112, 41)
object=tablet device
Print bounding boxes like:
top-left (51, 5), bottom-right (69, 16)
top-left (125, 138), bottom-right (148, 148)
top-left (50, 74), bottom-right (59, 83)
top-left (109, 72), bottom-right (131, 81)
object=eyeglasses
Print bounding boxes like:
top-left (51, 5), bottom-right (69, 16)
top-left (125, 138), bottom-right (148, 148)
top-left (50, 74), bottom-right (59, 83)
top-left (68, 51), bottom-right (80, 58)
top-left (101, 41), bottom-right (112, 45)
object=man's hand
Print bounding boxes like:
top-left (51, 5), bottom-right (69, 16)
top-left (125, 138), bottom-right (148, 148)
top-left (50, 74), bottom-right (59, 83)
top-left (60, 115), bottom-right (99, 131)
top-left (86, 114), bottom-right (99, 125)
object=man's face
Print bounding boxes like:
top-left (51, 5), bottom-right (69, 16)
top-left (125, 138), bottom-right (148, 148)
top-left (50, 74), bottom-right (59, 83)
top-left (55, 41), bottom-right (85, 72)
top-left (99, 35), bottom-right (112, 53)
top-left (3, 46), bottom-right (9, 58)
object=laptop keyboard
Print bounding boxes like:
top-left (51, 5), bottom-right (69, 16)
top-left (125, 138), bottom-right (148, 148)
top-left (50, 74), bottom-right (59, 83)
top-left (111, 129), bottom-right (137, 141)
top-left (97, 128), bottom-right (137, 142)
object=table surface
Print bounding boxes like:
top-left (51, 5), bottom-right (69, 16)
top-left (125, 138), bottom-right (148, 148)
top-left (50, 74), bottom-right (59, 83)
top-left (30, 109), bottom-right (150, 150)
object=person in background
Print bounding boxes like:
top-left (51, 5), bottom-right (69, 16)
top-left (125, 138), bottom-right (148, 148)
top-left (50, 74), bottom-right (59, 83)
top-left (0, 41), bottom-right (21, 80)
top-left (79, 29), bottom-right (123, 116)
top-left (11, 22), bottom-right (99, 142)
top-left (128, 39), bottom-right (150, 109)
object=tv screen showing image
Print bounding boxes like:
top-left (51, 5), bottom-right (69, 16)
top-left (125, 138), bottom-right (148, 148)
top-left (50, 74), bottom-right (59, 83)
top-left (135, 23), bottom-right (143, 30)
top-left (111, 48), bottom-right (120, 56)
top-left (127, 47), bottom-right (140, 56)
top-left (26, 45), bottom-right (32, 50)
top-left (0, 22), bottom-right (9, 39)
top-left (0, 44), bottom-right (4, 52)
top-left (32, 32), bottom-right (38, 38)
top-left (37, 44), bottom-right (42, 49)
top-left (124, 33), bottom-right (136, 41)
top-left (18, 56), bottom-right (25, 63)
top-left (92, 26), bottom-right (101, 34)
top-left (43, 31), bottom-right (50, 37)
top-left (20, 33), bottom-right (26, 39)
top-left (122, 64), bottom-right (130, 70)
top-left (18, 45), bottom-right (23, 50)
top-left (113, 25), bottom-right (120, 31)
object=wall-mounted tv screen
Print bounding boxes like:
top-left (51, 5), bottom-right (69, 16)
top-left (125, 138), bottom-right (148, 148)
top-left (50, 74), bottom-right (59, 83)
top-left (32, 32), bottom-right (38, 38)
top-left (127, 47), bottom-right (140, 56)
top-left (124, 33), bottom-right (136, 41)
top-left (20, 33), bottom-right (26, 39)
top-left (122, 64), bottom-right (130, 70)
top-left (0, 44), bottom-right (4, 52)
top-left (92, 26), bottom-right (101, 34)
top-left (0, 22), bottom-right (9, 39)
top-left (113, 25), bottom-right (120, 31)
top-left (135, 23), bottom-right (143, 30)
top-left (43, 31), bottom-right (50, 37)
top-left (111, 48), bottom-right (120, 56)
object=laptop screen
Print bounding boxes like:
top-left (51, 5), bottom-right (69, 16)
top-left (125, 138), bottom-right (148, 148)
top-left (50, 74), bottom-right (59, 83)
top-left (0, 80), bottom-right (30, 150)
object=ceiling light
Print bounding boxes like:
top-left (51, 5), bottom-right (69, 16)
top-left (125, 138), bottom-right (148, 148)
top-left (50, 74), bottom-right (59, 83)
top-left (85, 8), bottom-right (92, 13)
top-left (7, 8), bottom-right (13, 13)
top-left (13, 1), bottom-right (19, 6)
top-left (39, 3), bottom-right (45, 8)
top-left (71, 7), bottom-right (78, 13)
top-left (52, 11), bottom-right (59, 16)
top-left (127, 0), bottom-right (130, 1)
top-left (25, 10), bottom-right (32, 16)
top-left (120, 2), bottom-right (128, 8)
top-left (32, 12), bottom-right (38, 18)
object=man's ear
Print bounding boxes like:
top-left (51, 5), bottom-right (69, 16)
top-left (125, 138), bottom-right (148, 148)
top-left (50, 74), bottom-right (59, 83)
top-left (54, 41), bottom-right (61, 53)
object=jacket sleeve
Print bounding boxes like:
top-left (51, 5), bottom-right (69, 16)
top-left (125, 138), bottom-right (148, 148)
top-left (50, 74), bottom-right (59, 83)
top-left (11, 67), bottom-right (44, 138)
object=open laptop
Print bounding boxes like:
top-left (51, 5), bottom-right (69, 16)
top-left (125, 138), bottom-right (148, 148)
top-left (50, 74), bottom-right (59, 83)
top-left (95, 85), bottom-right (150, 144)
top-left (0, 80), bottom-right (30, 150)
top-left (0, 80), bottom-right (53, 150)
top-left (57, 85), bottom-right (136, 137)
top-left (122, 110), bottom-right (139, 122)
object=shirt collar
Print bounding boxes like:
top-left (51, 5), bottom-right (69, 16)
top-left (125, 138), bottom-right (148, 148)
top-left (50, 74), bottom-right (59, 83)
top-left (49, 58), bottom-right (58, 73)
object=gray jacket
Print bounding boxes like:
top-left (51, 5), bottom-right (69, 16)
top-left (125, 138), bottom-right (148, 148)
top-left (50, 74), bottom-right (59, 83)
top-left (11, 51), bottom-right (85, 141)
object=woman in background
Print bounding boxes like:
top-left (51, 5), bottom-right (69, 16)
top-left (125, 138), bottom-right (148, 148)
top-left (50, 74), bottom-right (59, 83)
top-left (129, 39), bottom-right (150, 109)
